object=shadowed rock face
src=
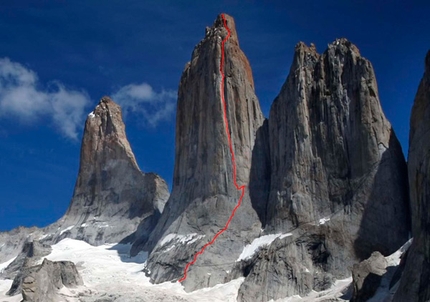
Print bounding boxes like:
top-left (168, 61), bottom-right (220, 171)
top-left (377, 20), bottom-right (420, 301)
top-left (394, 50), bottom-right (430, 302)
top-left (50, 96), bottom-right (169, 245)
top-left (137, 14), bottom-right (265, 291)
top-left (237, 40), bottom-right (410, 301)
top-left (267, 40), bottom-right (409, 250)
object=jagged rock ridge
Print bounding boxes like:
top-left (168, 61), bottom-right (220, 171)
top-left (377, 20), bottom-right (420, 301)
top-left (134, 14), bottom-right (266, 291)
top-left (237, 39), bottom-right (410, 301)
top-left (394, 51), bottom-right (430, 302)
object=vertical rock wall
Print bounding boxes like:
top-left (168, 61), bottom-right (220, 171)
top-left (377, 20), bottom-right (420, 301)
top-left (394, 51), bottom-right (430, 302)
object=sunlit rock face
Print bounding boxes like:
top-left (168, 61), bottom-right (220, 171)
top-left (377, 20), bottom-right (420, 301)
top-left (52, 96), bottom-right (169, 245)
top-left (138, 14), bottom-right (266, 291)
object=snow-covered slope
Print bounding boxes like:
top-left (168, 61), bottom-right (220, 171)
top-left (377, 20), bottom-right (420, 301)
top-left (1, 238), bottom-right (243, 301)
top-left (0, 279), bottom-right (20, 302)
top-left (0, 237), bottom-right (412, 301)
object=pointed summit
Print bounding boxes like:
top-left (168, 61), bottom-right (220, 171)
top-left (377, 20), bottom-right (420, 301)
top-left (52, 96), bottom-right (169, 245)
top-left (135, 14), bottom-right (266, 291)
top-left (77, 96), bottom-right (140, 186)
top-left (210, 13), bottom-right (239, 44)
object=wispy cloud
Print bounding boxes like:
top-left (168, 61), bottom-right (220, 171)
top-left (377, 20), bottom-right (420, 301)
top-left (112, 83), bottom-right (176, 127)
top-left (0, 58), bottom-right (176, 140)
top-left (0, 58), bottom-right (90, 140)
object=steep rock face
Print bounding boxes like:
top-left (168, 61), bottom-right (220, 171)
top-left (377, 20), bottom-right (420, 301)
top-left (50, 96), bottom-right (169, 245)
top-left (238, 40), bottom-right (410, 301)
top-left (138, 14), bottom-right (265, 291)
top-left (249, 119), bottom-right (271, 226)
top-left (267, 40), bottom-right (409, 251)
top-left (394, 51), bottom-right (430, 302)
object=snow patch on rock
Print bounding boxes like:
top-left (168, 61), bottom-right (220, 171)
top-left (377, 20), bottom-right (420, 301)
top-left (0, 256), bottom-right (17, 273)
top-left (378, 142), bottom-right (388, 157)
top-left (267, 277), bottom-right (352, 301)
top-left (160, 233), bottom-right (205, 247)
top-left (319, 217), bottom-right (330, 225)
top-left (237, 233), bottom-right (292, 261)
top-left (59, 225), bottom-right (74, 236)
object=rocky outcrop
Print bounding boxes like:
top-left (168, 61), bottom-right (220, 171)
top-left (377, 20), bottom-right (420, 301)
top-left (136, 14), bottom-right (265, 291)
top-left (21, 259), bottom-right (82, 302)
top-left (4, 240), bottom-right (83, 301)
top-left (237, 39), bottom-right (410, 301)
top-left (2, 240), bottom-right (51, 283)
top-left (236, 232), bottom-right (334, 301)
top-left (351, 251), bottom-right (387, 302)
top-left (49, 96), bottom-right (169, 245)
top-left (394, 51), bottom-right (430, 302)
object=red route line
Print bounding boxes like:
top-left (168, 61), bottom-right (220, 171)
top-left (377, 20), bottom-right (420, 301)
top-left (178, 14), bottom-right (245, 283)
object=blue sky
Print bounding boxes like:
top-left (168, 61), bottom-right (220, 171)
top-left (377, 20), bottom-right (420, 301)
top-left (0, 0), bottom-right (428, 231)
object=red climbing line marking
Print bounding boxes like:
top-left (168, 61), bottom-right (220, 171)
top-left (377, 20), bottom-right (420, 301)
top-left (178, 14), bottom-right (245, 283)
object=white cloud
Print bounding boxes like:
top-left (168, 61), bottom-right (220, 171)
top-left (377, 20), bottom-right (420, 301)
top-left (0, 57), bottom-right (90, 140)
top-left (0, 58), bottom-right (175, 139)
top-left (112, 83), bottom-right (176, 127)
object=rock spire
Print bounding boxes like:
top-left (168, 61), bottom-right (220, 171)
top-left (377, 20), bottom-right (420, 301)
top-left (136, 14), bottom-right (266, 291)
top-left (52, 96), bottom-right (169, 245)
top-left (237, 39), bottom-right (410, 301)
